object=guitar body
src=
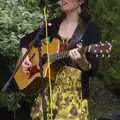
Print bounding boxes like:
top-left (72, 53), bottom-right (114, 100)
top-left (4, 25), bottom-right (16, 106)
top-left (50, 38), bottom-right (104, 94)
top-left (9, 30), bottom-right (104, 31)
top-left (14, 37), bottom-right (111, 92)
top-left (14, 38), bottom-right (61, 92)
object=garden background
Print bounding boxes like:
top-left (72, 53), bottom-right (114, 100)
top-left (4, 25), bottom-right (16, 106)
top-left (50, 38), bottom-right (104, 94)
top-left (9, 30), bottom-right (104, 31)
top-left (0, 0), bottom-right (120, 119)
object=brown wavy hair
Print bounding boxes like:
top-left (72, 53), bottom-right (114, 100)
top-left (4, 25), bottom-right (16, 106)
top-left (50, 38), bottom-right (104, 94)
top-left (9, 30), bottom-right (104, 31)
top-left (60, 0), bottom-right (91, 23)
top-left (80, 0), bottom-right (91, 22)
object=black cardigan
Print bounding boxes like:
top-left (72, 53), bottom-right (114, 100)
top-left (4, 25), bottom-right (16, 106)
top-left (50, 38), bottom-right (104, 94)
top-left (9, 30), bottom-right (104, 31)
top-left (20, 17), bottom-right (101, 98)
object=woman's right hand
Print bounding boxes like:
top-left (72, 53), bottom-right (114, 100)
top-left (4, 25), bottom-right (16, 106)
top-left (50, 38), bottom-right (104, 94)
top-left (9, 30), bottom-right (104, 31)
top-left (21, 55), bottom-right (32, 75)
top-left (21, 48), bottom-right (32, 75)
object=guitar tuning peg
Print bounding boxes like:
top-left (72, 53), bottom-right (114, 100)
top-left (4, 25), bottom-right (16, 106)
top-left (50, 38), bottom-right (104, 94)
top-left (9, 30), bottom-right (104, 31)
top-left (107, 54), bottom-right (111, 58)
top-left (111, 40), bottom-right (114, 43)
top-left (94, 50), bottom-right (97, 53)
top-left (100, 50), bottom-right (103, 53)
top-left (102, 54), bottom-right (105, 58)
top-left (95, 44), bottom-right (98, 47)
top-left (95, 54), bottom-right (99, 58)
top-left (100, 41), bottom-right (104, 46)
top-left (80, 39), bottom-right (83, 43)
top-left (106, 50), bottom-right (109, 53)
top-left (105, 41), bottom-right (108, 43)
top-left (101, 43), bottom-right (104, 46)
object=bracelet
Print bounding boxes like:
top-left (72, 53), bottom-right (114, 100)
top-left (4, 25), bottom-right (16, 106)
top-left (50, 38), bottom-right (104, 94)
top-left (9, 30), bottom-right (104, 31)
top-left (81, 63), bottom-right (92, 71)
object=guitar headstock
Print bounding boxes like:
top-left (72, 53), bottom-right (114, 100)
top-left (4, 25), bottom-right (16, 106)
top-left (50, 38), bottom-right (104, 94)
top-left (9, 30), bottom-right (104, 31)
top-left (89, 41), bottom-right (112, 57)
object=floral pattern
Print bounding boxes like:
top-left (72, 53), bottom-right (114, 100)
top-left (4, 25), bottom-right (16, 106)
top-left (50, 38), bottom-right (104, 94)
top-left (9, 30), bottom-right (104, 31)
top-left (31, 66), bottom-right (89, 120)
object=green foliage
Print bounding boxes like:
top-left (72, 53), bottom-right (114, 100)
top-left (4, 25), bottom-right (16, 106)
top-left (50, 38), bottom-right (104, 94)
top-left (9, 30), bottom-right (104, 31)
top-left (0, 0), bottom-right (59, 112)
top-left (0, 0), bottom-right (43, 112)
top-left (0, 92), bottom-right (25, 111)
top-left (90, 0), bottom-right (120, 39)
top-left (0, 0), bottom-right (43, 67)
top-left (0, 0), bottom-right (120, 118)
top-left (90, 0), bottom-right (120, 95)
top-left (0, 0), bottom-right (60, 68)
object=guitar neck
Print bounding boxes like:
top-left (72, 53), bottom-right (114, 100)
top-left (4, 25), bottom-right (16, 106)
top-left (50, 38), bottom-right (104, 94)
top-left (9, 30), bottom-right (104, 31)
top-left (49, 42), bottom-right (111, 63)
top-left (49, 45), bottom-right (90, 63)
top-left (50, 51), bottom-right (69, 63)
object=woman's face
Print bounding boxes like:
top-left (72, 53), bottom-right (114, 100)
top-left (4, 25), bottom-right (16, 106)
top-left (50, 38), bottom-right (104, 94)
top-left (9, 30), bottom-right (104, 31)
top-left (59, 0), bottom-right (84, 13)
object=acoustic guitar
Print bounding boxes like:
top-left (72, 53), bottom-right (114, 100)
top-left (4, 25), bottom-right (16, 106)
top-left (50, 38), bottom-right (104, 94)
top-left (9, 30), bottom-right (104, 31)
top-left (14, 38), bottom-right (112, 92)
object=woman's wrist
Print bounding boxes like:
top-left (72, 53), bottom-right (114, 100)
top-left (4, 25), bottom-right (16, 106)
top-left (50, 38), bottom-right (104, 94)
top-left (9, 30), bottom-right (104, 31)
top-left (76, 57), bottom-right (92, 71)
top-left (86, 63), bottom-right (92, 71)
top-left (81, 62), bottom-right (92, 71)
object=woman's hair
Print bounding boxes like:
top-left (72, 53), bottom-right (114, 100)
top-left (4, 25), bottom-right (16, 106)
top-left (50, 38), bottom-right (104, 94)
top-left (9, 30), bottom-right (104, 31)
top-left (80, 0), bottom-right (91, 22)
top-left (61, 0), bottom-right (91, 23)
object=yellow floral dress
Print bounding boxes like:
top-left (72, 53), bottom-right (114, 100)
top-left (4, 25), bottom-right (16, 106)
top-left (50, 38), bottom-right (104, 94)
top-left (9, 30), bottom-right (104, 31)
top-left (31, 66), bottom-right (89, 120)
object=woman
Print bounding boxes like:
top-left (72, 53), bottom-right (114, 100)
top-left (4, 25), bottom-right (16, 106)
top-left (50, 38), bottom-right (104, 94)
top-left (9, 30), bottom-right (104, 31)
top-left (20, 0), bottom-right (101, 119)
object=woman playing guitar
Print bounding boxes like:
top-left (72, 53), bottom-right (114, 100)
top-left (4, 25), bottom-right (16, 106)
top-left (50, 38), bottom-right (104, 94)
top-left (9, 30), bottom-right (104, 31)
top-left (20, 0), bottom-right (101, 119)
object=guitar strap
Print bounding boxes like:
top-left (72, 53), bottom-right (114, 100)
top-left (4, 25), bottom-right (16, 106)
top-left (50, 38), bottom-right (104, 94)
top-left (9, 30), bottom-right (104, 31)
top-left (66, 21), bottom-right (89, 50)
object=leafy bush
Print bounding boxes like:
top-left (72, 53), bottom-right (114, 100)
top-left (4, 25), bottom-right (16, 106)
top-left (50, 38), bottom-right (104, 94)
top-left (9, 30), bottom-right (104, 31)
top-left (90, 0), bottom-right (120, 95)
top-left (0, 0), bottom-right (120, 116)
top-left (0, 0), bottom-right (43, 68)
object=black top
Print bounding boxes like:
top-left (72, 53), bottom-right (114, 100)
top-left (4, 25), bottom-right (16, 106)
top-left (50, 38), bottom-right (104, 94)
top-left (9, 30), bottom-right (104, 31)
top-left (20, 17), bottom-right (101, 98)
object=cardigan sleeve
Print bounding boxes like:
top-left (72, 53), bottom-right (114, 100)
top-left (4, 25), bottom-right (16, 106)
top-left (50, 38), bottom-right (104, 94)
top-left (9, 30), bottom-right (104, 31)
top-left (84, 23), bottom-right (101, 77)
top-left (20, 28), bottom-right (41, 49)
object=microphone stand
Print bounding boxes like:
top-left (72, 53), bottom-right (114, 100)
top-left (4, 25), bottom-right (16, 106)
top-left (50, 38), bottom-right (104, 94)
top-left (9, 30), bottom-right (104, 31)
top-left (35, 23), bottom-right (48, 120)
top-left (36, 1), bottom-right (51, 119)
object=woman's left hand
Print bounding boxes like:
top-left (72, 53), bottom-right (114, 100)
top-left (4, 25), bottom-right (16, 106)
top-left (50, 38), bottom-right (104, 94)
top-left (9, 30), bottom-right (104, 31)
top-left (68, 44), bottom-right (83, 60)
top-left (69, 44), bottom-right (91, 71)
